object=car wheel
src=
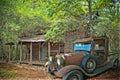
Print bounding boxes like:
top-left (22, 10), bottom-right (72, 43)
top-left (47, 66), bottom-right (51, 72)
top-left (47, 66), bottom-right (54, 74)
top-left (112, 59), bottom-right (119, 69)
top-left (82, 55), bottom-right (97, 73)
top-left (62, 70), bottom-right (84, 80)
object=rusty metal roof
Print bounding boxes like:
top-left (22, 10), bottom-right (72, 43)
top-left (74, 36), bottom-right (107, 43)
top-left (20, 35), bottom-right (46, 42)
top-left (74, 37), bottom-right (93, 43)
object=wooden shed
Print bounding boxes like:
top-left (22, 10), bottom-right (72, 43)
top-left (19, 35), bottom-right (64, 64)
top-left (64, 29), bottom-right (86, 53)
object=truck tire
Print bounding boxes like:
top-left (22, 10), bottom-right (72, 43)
top-left (47, 66), bottom-right (52, 74)
top-left (112, 59), bottom-right (119, 69)
top-left (47, 66), bottom-right (55, 75)
top-left (82, 55), bottom-right (97, 73)
top-left (62, 70), bottom-right (84, 80)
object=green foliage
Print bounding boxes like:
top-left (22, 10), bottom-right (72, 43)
top-left (0, 0), bottom-right (120, 57)
top-left (0, 68), bottom-right (17, 78)
top-left (0, 14), bottom-right (19, 44)
top-left (92, 0), bottom-right (120, 51)
top-left (0, 0), bottom-right (48, 59)
top-left (18, 16), bottom-right (48, 37)
top-left (43, 0), bottom-right (89, 41)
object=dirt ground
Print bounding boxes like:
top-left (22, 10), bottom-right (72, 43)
top-left (0, 63), bottom-right (119, 80)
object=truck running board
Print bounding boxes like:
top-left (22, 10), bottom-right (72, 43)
top-left (86, 65), bottom-right (111, 77)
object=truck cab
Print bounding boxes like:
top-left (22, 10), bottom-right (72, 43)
top-left (74, 37), bottom-right (108, 66)
top-left (46, 37), bottom-right (119, 80)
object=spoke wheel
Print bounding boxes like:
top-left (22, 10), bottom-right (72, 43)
top-left (86, 58), bottom-right (96, 71)
top-left (69, 74), bottom-right (80, 80)
top-left (82, 55), bottom-right (97, 73)
top-left (62, 70), bottom-right (84, 80)
top-left (112, 59), bottom-right (119, 69)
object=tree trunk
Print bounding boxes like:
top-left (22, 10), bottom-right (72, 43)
top-left (87, 0), bottom-right (93, 37)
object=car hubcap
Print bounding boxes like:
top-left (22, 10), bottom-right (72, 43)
top-left (114, 60), bottom-right (118, 67)
top-left (87, 59), bottom-right (95, 69)
top-left (70, 74), bottom-right (80, 80)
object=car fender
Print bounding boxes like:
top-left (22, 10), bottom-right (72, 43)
top-left (110, 58), bottom-right (119, 68)
top-left (54, 65), bottom-right (86, 78)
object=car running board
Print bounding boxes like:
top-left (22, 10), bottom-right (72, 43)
top-left (86, 65), bottom-right (111, 77)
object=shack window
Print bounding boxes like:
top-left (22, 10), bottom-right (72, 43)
top-left (60, 45), bottom-right (64, 54)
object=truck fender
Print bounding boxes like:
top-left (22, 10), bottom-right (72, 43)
top-left (111, 58), bottom-right (119, 69)
top-left (81, 55), bottom-right (97, 73)
top-left (54, 65), bottom-right (85, 78)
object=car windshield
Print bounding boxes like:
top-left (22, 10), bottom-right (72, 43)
top-left (74, 42), bottom-right (91, 51)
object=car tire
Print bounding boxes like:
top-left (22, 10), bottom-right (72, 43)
top-left (82, 55), bottom-right (97, 73)
top-left (47, 66), bottom-right (51, 72)
top-left (112, 59), bottom-right (119, 69)
top-left (62, 70), bottom-right (84, 80)
top-left (47, 66), bottom-right (54, 74)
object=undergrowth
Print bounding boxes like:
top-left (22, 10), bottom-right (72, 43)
top-left (0, 68), bottom-right (17, 79)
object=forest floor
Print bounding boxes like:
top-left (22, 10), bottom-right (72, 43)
top-left (0, 63), bottom-right (119, 80)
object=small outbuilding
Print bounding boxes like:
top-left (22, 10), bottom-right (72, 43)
top-left (19, 35), bottom-right (64, 64)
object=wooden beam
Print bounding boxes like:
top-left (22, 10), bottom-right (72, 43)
top-left (38, 43), bottom-right (40, 61)
top-left (29, 42), bottom-right (32, 64)
top-left (48, 41), bottom-right (50, 58)
top-left (8, 45), bottom-right (11, 62)
top-left (20, 42), bottom-right (22, 63)
top-left (58, 43), bottom-right (60, 54)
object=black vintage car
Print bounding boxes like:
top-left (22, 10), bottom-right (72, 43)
top-left (45, 37), bottom-right (119, 80)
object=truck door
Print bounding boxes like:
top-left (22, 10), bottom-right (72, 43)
top-left (93, 38), bottom-right (107, 65)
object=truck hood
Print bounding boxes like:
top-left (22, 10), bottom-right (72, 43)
top-left (56, 51), bottom-right (89, 66)
top-left (56, 51), bottom-right (89, 59)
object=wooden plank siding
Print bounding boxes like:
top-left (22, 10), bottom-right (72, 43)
top-left (64, 29), bottom-right (85, 53)
top-left (5, 29), bottom-right (85, 65)
top-left (18, 35), bottom-right (64, 65)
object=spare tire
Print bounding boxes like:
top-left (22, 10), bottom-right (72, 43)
top-left (81, 55), bottom-right (97, 73)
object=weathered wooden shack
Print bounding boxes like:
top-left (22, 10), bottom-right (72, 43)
top-left (19, 35), bottom-right (64, 64)
top-left (5, 29), bottom-right (85, 64)
top-left (64, 29), bottom-right (85, 53)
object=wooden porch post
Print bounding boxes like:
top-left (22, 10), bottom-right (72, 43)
top-left (48, 41), bottom-right (50, 58)
top-left (8, 45), bottom-right (11, 62)
top-left (38, 43), bottom-right (40, 61)
top-left (58, 43), bottom-right (60, 54)
top-left (20, 42), bottom-right (22, 63)
top-left (29, 42), bottom-right (32, 64)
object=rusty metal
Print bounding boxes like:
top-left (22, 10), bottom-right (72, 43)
top-left (47, 37), bottom-right (119, 78)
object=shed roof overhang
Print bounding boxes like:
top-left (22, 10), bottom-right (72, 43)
top-left (74, 37), bottom-right (93, 43)
top-left (20, 35), bottom-right (46, 42)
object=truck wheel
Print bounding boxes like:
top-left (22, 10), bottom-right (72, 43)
top-left (47, 66), bottom-right (54, 75)
top-left (62, 70), bottom-right (84, 80)
top-left (82, 55), bottom-right (97, 73)
top-left (112, 59), bottom-right (119, 69)
top-left (47, 66), bottom-right (52, 73)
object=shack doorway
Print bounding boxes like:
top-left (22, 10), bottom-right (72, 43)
top-left (40, 43), bottom-right (46, 60)
top-left (32, 43), bottom-right (39, 61)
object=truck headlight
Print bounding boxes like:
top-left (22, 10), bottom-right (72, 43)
top-left (57, 57), bottom-right (64, 65)
top-left (49, 56), bottom-right (54, 62)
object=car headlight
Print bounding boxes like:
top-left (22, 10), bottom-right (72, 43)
top-left (49, 56), bottom-right (54, 62)
top-left (57, 57), bottom-right (64, 65)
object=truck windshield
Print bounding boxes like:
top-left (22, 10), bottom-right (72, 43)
top-left (74, 43), bottom-right (91, 51)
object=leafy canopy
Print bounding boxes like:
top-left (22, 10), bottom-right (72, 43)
top-left (0, 0), bottom-right (120, 45)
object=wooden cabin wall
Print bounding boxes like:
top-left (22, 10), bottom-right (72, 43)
top-left (22, 45), bottom-right (28, 61)
top-left (32, 43), bottom-right (39, 61)
top-left (50, 43), bottom-right (59, 56)
top-left (64, 29), bottom-right (85, 53)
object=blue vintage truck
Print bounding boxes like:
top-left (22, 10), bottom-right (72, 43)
top-left (46, 36), bottom-right (119, 80)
